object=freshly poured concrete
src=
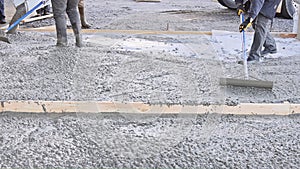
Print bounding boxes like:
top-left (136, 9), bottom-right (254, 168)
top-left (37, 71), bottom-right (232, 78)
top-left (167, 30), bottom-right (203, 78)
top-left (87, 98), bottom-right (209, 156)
top-left (1, 31), bottom-right (300, 104)
top-left (1, 0), bottom-right (300, 168)
top-left (0, 112), bottom-right (299, 168)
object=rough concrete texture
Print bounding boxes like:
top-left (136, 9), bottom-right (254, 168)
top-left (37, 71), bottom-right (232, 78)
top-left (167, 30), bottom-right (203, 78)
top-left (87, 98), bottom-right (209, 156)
top-left (1, 0), bottom-right (300, 168)
top-left (19, 0), bottom-right (295, 32)
top-left (0, 112), bottom-right (300, 168)
top-left (1, 30), bottom-right (300, 104)
top-left (1, 0), bottom-right (298, 104)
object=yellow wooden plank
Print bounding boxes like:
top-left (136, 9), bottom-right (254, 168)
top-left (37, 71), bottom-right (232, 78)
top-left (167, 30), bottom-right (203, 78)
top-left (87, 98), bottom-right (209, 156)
top-left (1, 101), bottom-right (300, 115)
top-left (19, 27), bottom-right (297, 38)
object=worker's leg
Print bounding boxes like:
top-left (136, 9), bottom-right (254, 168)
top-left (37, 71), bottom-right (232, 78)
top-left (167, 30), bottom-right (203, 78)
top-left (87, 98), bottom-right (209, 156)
top-left (0, 0), bottom-right (5, 23)
top-left (262, 30), bottom-right (277, 55)
top-left (51, 0), bottom-right (68, 46)
top-left (78, 0), bottom-right (91, 29)
top-left (66, 0), bottom-right (82, 47)
top-left (249, 14), bottom-right (272, 60)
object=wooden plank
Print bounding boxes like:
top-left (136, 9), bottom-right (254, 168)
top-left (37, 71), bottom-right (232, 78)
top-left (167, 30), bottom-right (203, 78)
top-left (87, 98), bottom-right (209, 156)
top-left (1, 101), bottom-right (300, 115)
top-left (19, 27), bottom-right (297, 38)
top-left (21, 14), bottom-right (53, 24)
top-left (279, 33), bottom-right (297, 38)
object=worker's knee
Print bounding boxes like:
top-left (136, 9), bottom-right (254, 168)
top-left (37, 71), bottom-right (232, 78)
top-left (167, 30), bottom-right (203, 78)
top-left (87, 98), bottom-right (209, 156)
top-left (53, 12), bottom-right (66, 20)
top-left (66, 8), bottom-right (78, 17)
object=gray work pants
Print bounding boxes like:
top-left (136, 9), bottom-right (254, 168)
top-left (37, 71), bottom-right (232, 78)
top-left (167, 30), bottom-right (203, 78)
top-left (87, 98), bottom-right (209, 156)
top-left (0, 0), bottom-right (5, 19)
top-left (51, 0), bottom-right (81, 46)
top-left (249, 14), bottom-right (277, 58)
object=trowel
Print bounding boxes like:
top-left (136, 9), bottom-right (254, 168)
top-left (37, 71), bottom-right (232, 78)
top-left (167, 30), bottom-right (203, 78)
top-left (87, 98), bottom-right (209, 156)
top-left (0, 0), bottom-right (48, 44)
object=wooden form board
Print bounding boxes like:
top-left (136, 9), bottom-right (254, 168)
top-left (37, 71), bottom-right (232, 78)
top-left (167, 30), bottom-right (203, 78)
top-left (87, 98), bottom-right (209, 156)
top-left (21, 14), bottom-right (53, 24)
top-left (19, 26), bottom-right (297, 38)
top-left (1, 101), bottom-right (300, 115)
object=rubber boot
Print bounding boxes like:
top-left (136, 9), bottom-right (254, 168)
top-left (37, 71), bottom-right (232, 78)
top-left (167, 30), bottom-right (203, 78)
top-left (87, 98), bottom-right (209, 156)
top-left (67, 4), bottom-right (82, 47)
top-left (52, 0), bottom-right (68, 46)
top-left (78, 6), bottom-right (91, 29)
top-left (75, 34), bottom-right (82, 47)
top-left (54, 16), bottom-right (68, 46)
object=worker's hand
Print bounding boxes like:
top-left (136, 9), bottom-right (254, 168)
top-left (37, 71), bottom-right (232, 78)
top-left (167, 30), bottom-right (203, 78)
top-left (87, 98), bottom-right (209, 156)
top-left (236, 4), bottom-right (245, 16)
top-left (239, 17), bottom-right (253, 32)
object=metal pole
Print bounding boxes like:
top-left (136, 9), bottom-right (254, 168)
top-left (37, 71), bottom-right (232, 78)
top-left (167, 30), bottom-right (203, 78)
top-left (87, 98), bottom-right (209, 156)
top-left (241, 14), bottom-right (249, 79)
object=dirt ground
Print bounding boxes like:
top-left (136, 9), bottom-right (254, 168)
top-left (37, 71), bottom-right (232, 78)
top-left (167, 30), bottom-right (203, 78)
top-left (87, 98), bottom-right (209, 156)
top-left (0, 0), bottom-right (300, 168)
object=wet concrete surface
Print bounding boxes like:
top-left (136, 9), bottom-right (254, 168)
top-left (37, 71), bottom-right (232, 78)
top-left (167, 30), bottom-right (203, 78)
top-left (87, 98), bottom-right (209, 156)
top-left (1, 0), bottom-right (300, 168)
top-left (0, 112), bottom-right (299, 168)
top-left (1, 31), bottom-right (300, 104)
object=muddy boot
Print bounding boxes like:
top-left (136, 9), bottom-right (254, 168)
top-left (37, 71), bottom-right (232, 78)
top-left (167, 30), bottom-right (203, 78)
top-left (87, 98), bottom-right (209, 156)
top-left (75, 34), bottom-right (82, 47)
top-left (52, 0), bottom-right (68, 46)
top-left (56, 36), bottom-right (68, 47)
top-left (78, 6), bottom-right (91, 29)
top-left (67, 2), bottom-right (82, 47)
top-left (7, 3), bottom-right (27, 34)
top-left (53, 15), bottom-right (68, 46)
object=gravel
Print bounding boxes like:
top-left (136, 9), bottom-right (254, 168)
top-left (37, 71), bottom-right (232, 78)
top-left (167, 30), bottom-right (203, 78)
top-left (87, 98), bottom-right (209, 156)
top-left (0, 112), bottom-right (299, 168)
top-left (1, 0), bottom-right (300, 168)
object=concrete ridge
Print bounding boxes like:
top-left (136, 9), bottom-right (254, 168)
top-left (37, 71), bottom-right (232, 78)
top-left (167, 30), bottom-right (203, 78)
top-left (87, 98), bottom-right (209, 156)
top-left (0, 101), bottom-right (299, 115)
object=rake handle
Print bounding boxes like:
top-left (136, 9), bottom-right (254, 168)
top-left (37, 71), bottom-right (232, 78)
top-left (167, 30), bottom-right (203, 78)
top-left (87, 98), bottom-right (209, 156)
top-left (240, 14), bottom-right (249, 79)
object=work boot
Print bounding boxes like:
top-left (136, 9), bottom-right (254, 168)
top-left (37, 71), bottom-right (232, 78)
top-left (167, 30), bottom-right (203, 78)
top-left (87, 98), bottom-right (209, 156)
top-left (56, 36), bottom-right (68, 47)
top-left (54, 15), bottom-right (68, 47)
top-left (75, 34), bottom-right (82, 47)
top-left (78, 6), bottom-right (91, 29)
top-left (0, 19), bottom-right (5, 24)
top-left (0, 17), bottom-right (6, 24)
top-left (67, 4), bottom-right (82, 47)
top-left (247, 55), bottom-right (259, 62)
top-left (261, 49), bottom-right (277, 56)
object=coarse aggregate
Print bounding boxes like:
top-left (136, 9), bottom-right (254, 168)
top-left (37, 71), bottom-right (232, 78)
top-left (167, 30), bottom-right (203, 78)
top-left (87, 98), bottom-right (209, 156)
top-left (1, 0), bottom-right (300, 168)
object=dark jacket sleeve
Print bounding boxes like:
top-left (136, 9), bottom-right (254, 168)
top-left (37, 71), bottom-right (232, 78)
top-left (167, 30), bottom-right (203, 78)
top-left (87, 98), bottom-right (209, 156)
top-left (235, 0), bottom-right (244, 6)
top-left (248, 0), bottom-right (264, 19)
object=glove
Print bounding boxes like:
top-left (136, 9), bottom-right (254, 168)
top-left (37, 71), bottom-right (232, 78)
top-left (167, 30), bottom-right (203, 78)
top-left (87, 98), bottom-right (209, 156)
top-left (239, 17), bottom-right (253, 32)
top-left (236, 4), bottom-right (245, 16)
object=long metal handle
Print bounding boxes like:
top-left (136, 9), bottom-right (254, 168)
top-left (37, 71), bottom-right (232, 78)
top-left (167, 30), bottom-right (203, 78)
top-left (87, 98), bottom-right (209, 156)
top-left (240, 14), bottom-right (249, 79)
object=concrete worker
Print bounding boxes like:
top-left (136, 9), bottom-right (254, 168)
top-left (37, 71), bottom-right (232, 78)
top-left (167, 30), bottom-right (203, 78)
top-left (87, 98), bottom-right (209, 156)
top-left (51, 0), bottom-right (82, 47)
top-left (0, 0), bottom-right (6, 24)
top-left (78, 0), bottom-right (91, 29)
top-left (236, 0), bottom-right (281, 62)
